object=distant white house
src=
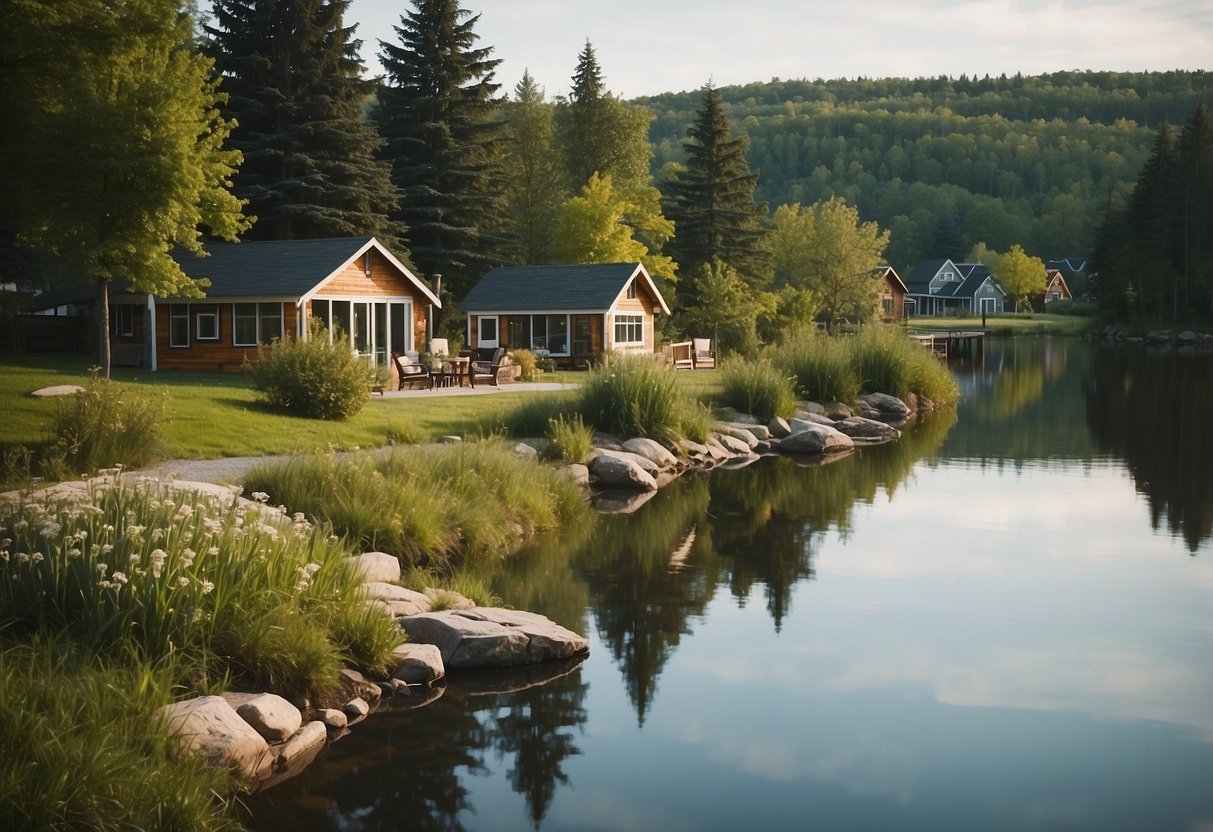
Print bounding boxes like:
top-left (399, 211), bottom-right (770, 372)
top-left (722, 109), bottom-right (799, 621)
top-left (904, 259), bottom-right (1008, 316)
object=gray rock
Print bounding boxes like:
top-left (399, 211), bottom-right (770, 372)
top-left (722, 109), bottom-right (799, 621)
top-left (513, 442), bottom-right (539, 456)
top-left (400, 608), bottom-right (588, 669)
top-left (317, 708), bottom-right (348, 729)
top-left (593, 448), bottom-right (660, 475)
top-left (767, 416), bottom-right (792, 438)
top-left (350, 551), bottom-right (401, 584)
top-left (798, 401), bottom-right (826, 415)
top-left (703, 436), bottom-right (732, 460)
top-left (158, 696), bottom-right (271, 777)
top-left (1178, 330), bottom-right (1198, 343)
top-left (714, 407), bottom-right (761, 424)
top-left (438, 435), bottom-right (462, 444)
top-left (780, 423), bottom-right (855, 454)
top-left (859, 392), bottom-right (911, 419)
top-left (833, 416), bottom-right (901, 442)
top-left (390, 643), bottom-right (445, 685)
top-left (342, 697), bottom-right (370, 719)
top-left (824, 401), bottom-right (853, 419)
top-left (621, 437), bottom-right (679, 469)
top-left (559, 463), bottom-right (590, 486)
top-left (591, 431), bottom-right (624, 450)
top-left (364, 582), bottom-right (432, 617)
top-left (713, 431), bottom-right (753, 454)
top-left (588, 453), bottom-right (657, 492)
top-left (278, 721), bottom-right (327, 768)
top-left (713, 424), bottom-right (760, 447)
top-left (236, 693), bottom-right (302, 743)
top-left (30, 384), bottom-right (85, 398)
top-left (338, 669), bottom-right (381, 702)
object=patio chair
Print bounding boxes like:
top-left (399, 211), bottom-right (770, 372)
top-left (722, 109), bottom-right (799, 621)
top-left (469, 346), bottom-right (507, 388)
top-left (430, 337), bottom-right (449, 356)
top-left (392, 351), bottom-right (432, 390)
top-left (692, 338), bottom-right (716, 369)
top-left (670, 340), bottom-right (694, 370)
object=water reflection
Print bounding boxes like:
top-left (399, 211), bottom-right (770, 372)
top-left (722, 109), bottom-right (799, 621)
top-left (1085, 344), bottom-right (1213, 552)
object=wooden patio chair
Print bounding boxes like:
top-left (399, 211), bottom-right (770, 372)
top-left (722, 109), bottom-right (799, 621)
top-left (692, 338), bottom-right (716, 369)
top-left (469, 346), bottom-right (507, 388)
top-left (392, 351), bottom-right (432, 390)
top-left (670, 340), bottom-right (694, 370)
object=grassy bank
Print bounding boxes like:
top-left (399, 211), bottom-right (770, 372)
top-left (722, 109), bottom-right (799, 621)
top-left (906, 312), bottom-right (1094, 337)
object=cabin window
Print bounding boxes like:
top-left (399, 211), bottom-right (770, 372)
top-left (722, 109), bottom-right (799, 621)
top-left (1050, 292), bottom-right (1061, 302)
top-left (478, 316), bottom-right (498, 347)
top-left (195, 304), bottom-right (219, 341)
top-left (533, 314), bottom-right (568, 354)
top-left (882, 297), bottom-right (894, 317)
top-left (626, 280), bottom-right (638, 299)
top-left (168, 304), bottom-right (189, 348)
top-left (110, 305), bottom-right (135, 337)
top-left (233, 302), bottom-right (283, 346)
top-left (508, 316), bottom-right (532, 352)
top-left (614, 313), bottom-right (643, 345)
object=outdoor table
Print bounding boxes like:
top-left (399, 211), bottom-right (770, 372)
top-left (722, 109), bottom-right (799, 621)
top-left (435, 356), bottom-right (470, 387)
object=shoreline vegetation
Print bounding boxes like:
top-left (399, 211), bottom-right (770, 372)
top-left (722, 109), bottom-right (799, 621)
top-left (0, 321), bottom-right (1123, 831)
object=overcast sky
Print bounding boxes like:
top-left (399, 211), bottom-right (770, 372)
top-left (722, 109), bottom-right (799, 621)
top-left (341, 0), bottom-right (1212, 100)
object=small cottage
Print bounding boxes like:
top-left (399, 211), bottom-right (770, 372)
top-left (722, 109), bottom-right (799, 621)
top-left (1031, 269), bottom-right (1074, 312)
top-left (905, 258), bottom-right (1008, 316)
top-left (875, 266), bottom-right (909, 322)
top-left (459, 263), bottom-right (672, 367)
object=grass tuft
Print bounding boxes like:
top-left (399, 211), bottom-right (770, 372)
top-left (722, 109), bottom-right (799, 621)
top-left (717, 358), bottom-right (798, 419)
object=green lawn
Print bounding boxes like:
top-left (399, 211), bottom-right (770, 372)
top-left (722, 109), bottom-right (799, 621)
top-left (905, 313), bottom-right (1094, 336)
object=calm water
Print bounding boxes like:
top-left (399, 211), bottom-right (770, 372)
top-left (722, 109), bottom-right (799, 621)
top-left (246, 338), bottom-right (1213, 832)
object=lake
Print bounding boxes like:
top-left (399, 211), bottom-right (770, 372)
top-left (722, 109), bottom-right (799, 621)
top-left (245, 337), bottom-right (1213, 832)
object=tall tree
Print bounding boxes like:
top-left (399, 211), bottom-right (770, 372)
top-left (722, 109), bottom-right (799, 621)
top-left (208, 0), bottom-right (403, 248)
top-left (1176, 102), bottom-right (1213, 319)
top-left (995, 244), bottom-right (1046, 312)
top-left (500, 71), bottom-right (563, 264)
top-left (377, 0), bottom-right (506, 304)
top-left (664, 83), bottom-right (770, 298)
top-left (6, 0), bottom-right (250, 377)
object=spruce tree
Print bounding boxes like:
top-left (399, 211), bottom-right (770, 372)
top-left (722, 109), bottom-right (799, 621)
top-left (376, 0), bottom-right (506, 301)
top-left (501, 71), bottom-right (563, 264)
top-left (664, 84), bottom-right (770, 299)
top-left (207, 0), bottom-right (404, 248)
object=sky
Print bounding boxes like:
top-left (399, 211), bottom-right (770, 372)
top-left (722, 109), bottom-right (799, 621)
top-left (342, 0), bottom-right (1213, 100)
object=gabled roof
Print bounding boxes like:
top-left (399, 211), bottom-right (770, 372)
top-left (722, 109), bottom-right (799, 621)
top-left (905, 258), bottom-right (954, 290)
top-left (876, 266), bottom-right (908, 294)
top-left (460, 263), bottom-right (671, 315)
top-left (954, 264), bottom-right (1003, 298)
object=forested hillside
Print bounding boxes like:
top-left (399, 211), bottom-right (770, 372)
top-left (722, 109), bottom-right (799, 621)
top-left (641, 71), bottom-right (1213, 275)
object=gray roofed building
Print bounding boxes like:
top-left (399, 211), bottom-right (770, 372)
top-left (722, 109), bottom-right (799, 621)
top-left (460, 263), bottom-right (671, 314)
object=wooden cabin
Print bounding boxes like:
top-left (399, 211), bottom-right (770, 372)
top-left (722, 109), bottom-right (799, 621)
top-left (1030, 269), bottom-right (1074, 312)
top-left (875, 266), bottom-right (908, 322)
top-left (459, 263), bottom-right (672, 368)
top-left (28, 237), bottom-right (439, 372)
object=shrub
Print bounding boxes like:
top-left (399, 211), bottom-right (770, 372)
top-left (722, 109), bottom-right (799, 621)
top-left (547, 413), bottom-right (593, 462)
top-left (510, 348), bottom-right (540, 382)
top-left (42, 369), bottom-right (164, 478)
top-left (245, 320), bottom-right (373, 420)
top-left (577, 354), bottom-right (686, 442)
top-left (777, 332), bottom-right (859, 403)
top-left (717, 358), bottom-right (798, 419)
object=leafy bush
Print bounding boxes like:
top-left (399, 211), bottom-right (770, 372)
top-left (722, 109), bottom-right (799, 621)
top-left (0, 476), bottom-right (399, 698)
top-left (547, 413), bottom-right (593, 462)
top-left (777, 332), bottom-right (859, 403)
top-left (245, 320), bottom-right (373, 420)
top-left (717, 358), bottom-right (798, 419)
top-left (510, 348), bottom-right (540, 382)
top-left (1046, 299), bottom-right (1097, 316)
top-left (42, 369), bottom-right (164, 478)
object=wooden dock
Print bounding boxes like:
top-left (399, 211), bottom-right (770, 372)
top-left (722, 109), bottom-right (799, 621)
top-left (909, 329), bottom-right (985, 361)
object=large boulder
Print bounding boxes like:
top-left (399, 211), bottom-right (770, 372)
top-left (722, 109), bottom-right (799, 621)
top-left (158, 696), bottom-right (271, 777)
top-left (400, 608), bottom-right (588, 669)
top-left (349, 551), bottom-right (401, 584)
top-left (389, 643), bottom-right (445, 685)
top-left (780, 422), bottom-right (855, 454)
top-left (588, 453), bottom-right (657, 491)
top-left (858, 392), bottom-right (911, 420)
top-left (236, 693), bottom-right (302, 743)
top-left (832, 416), bottom-right (901, 442)
top-left (621, 437), bottom-right (679, 469)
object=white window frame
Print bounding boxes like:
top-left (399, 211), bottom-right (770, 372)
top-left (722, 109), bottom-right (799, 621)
top-left (195, 304), bottom-right (219, 341)
top-left (614, 313), bottom-right (643, 346)
top-left (478, 316), bottom-right (499, 348)
top-left (168, 304), bottom-right (189, 348)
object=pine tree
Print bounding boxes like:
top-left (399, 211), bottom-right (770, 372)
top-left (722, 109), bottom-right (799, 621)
top-left (1177, 102), bottom-right (1213, 319)
top-left (664, 84), bottom-right (770, 299)
top-left (501, 71), bottom-right (563, 263)
top-left (376, 0), bottom-right (506, 302)
top-left (207, 0), bottom-right (404, 248)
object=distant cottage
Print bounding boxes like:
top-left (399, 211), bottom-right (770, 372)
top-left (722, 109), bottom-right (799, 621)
top-left (904, 258), bottom-right (1007, 316)
top-left (459, 263), bottom-right (671, 368)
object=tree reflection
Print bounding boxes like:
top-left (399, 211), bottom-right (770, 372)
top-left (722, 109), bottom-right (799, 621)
top-left (1086, 345), bottom-right (1213, 552)
top-left (576, 477), bottom-right (716, 725)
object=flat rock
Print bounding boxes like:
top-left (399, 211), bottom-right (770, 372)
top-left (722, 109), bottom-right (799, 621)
top-left (338, 669), bottom-right (381, 702)
top-left (317, 708), bottom-right (348, 729)
top-left (399, 608), bottom-right (588, 669)
top-left (588, 453), bottom-right (657, 492)
top-left (621, 437), bottom-right (678, 469)
top-left (278, 721), bottom-right (327, 768)
top-left (780, 422), bottom-right (855, 454)
top-left (158, 695), bottom-right (271, 777)
top-left (833, 416), bottom-right (901, 442)
top-left (236, 693), bottom-right (302, 743)
top-left (30, 384), bottom-right (85, 398)
top-left (390, 643), bottom-right (445, 685)
top-left (713, 423), bottom-right (761, 447)
top-left (350, 552), bottom-right (401, 584)
top-left (364, 582), bottom-right (432, 617)
top-left (767, 416), bottom-right (792, 438)
top-left (713, 431), bottom-right (754, 454)
top-left (593, 448), bottom-right (661, 475)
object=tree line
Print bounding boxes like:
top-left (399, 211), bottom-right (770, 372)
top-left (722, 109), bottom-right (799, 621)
top-left (5, 1), bottom-right (1209, 376)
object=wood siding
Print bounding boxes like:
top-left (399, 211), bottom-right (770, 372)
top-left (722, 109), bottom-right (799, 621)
top-left (313, 249), bottom-right (410, 298)
top-left (155, 301), bottom-right (299, 372)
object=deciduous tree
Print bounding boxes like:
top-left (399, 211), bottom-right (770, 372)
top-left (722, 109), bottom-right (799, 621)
top-left (552, 174), bottom-right (676, 283)
top-left (7, 0), bottom-right (251, 377)
top-left (995, 244), bottom-right (1046, 312)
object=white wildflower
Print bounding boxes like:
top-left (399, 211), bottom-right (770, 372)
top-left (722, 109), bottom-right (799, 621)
top-left (178, 576), bottom-right (189, 588)
top-left (111, 571), bottom-right (128, 586)
top-left (180, 548), bottom-right (196, 569)
top-left (17, 552), bottom-right (29, 563)
top-left (200, 580), bottom-right (214, 594)
top-left (177, 504), bottom-right (193, 518)
top-left (128, 552), bottom-right (140, 565)
top-left (150, 548), bottom-right (167, 579)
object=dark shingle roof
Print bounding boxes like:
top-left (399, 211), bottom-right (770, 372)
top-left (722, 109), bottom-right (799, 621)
top-left (905, 259), bottom-right (951, 290)
top-left (170, 237), bottom-right (377, 297)
top-left (461, 263), bottom-right (664, 313)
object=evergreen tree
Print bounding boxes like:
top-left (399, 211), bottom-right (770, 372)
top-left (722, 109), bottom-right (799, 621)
top-left (501, 71), bottom-right (563, 264)
top-left (664, 83), bottom-right (770, 299)
top-left (208, 0), bottom-right (404, 248)
top-left (1177, 102), bottom-right (1213, 319)
top-left (7, 0), bottom-right (250, 376)
top-left (376, 0), bottom-right (506, 303)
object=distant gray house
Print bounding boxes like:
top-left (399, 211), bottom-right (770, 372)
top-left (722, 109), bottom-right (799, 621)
top-left (904, 258), bottom-right (1008, 316)
top-left (459, 263), bottom-right (671, 368)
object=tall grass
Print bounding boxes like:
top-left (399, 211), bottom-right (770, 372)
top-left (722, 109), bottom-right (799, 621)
top-left (851, 325), bottom-right (958, 403)
top-left (776, 332), bottom-right (860, 403)
top-left (41, 368), bottom-right (165, 479)
top-left (577, 354), bottom-right (691, 442)
top-left (0, 641), bottom-right (242, 832)
top-left (243, 442), bottom-right (587, 568)
top-left (0, 476), bottom-right (399, 698)
top-left (717, 358), bottom-right (798, 419)
top-left (547, 413), bottom-right (593, 462)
